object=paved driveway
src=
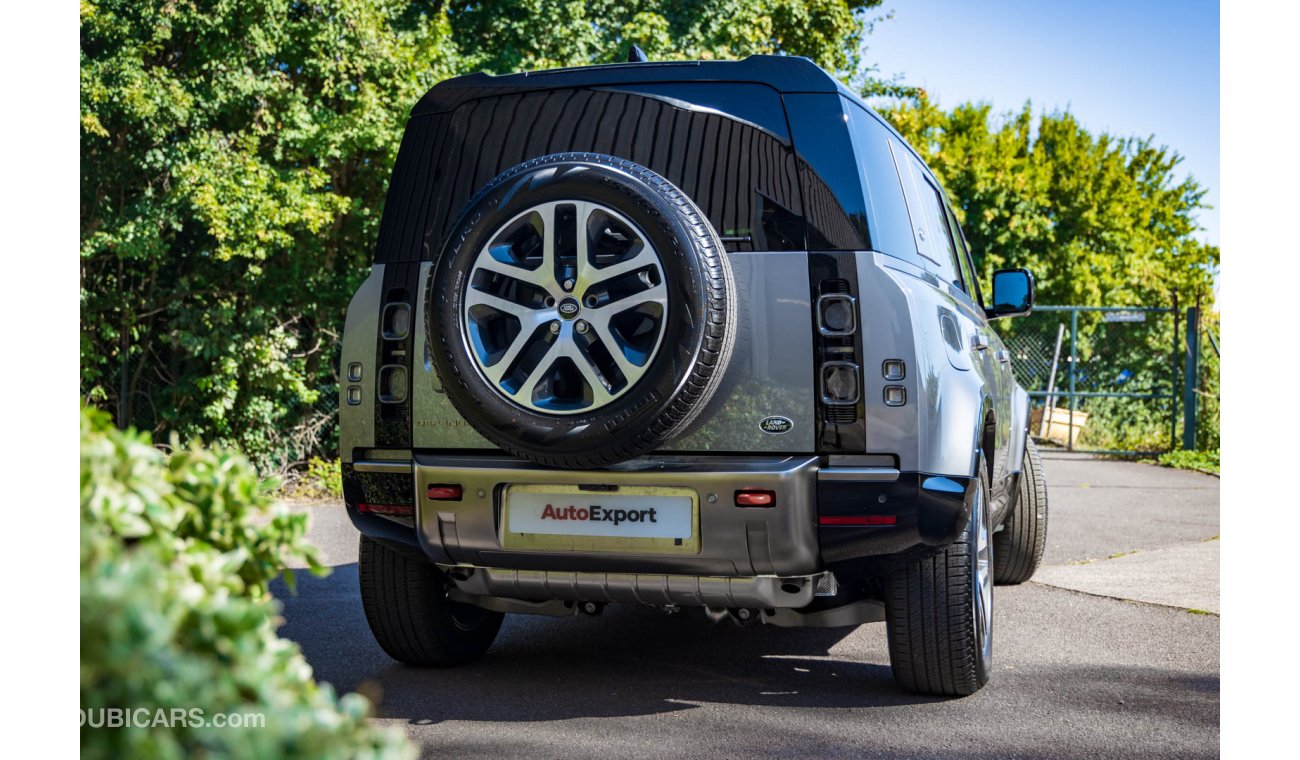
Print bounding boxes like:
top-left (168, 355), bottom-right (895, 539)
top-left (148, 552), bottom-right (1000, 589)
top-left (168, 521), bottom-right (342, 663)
top-left (275, 454), bottom-right (1219, 759)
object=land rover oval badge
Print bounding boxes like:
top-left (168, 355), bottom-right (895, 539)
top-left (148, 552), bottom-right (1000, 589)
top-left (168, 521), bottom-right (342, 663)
top-left (759, 416), bottom-right (794, 435)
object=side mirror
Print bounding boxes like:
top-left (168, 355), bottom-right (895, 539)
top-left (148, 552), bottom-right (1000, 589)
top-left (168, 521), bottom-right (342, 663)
top-left (987, 268), bottom-right (1035, 319)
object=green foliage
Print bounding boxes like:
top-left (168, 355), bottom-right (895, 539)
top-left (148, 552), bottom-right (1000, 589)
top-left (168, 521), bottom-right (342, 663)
top-left (287, 457), bottom-right (344, 501)
top-left (80, 407), bottom-right (412, 759)
top-left (1074, 397), bottom-right (1174, 453)
top-left (81, 0), bottom-right (457, 469)
top-left (1193, 312), bottom-right (1220, 451)
top-left (445, 1), bottom-right (874, 75)
top-left (881, 99), bottom-right (1218, 310)
top-left (80, 0), bottom-right (897, 469)
top-left (882, 99), bottom-right (1220, 452)
top-left (1156, 448), bottom-right (1220, 475)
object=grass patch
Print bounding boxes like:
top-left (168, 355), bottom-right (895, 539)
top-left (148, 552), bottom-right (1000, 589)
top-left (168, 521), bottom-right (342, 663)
top-left (284, 457), bottom-right (343, 501)
top-left (1156, 449), bottom-right (1219, 475)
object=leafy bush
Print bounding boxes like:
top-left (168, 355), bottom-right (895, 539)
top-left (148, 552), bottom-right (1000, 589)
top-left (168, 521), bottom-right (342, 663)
top-left (1157, 449), bottom-right (1220, 475)
top-left (285, 457), bottom-right (344, 501)
top-left (80, 0), bottom-right (896, 471)
top-left (80, 407), bottom-right (412, 759)
top-left (882, 100), bottom-right (1218, 310)
top-left (1193, 313), bottom-right (1220, 451)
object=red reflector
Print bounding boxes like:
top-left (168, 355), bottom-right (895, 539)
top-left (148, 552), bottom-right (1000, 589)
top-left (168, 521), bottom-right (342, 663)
top-left (819, 515), bottom-right (896, 526)
top-left (358, 503), bottom-right (415, 516)
top-left (426, 484), bottom-right (463, 501)
top-left (735, 489), bottom-right (776, 507)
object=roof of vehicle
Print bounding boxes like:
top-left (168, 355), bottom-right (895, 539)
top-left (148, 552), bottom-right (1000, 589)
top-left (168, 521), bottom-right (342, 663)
top-left (411, 54), bottom-right (861, 116)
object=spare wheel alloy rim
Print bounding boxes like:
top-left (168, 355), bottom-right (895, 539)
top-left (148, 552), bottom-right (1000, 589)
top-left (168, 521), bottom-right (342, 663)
top-left (460, 200), bottom-right (670, 415)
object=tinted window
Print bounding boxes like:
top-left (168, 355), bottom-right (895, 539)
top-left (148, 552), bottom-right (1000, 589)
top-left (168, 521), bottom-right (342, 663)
top-left (842, 100), bottom-right (921, 264)
top-left (945, 202), bottom-right (981, 306)
top-left (785, 94), bottom-right (870, 250)
top-left (889, 141), bottom-right (967, 291)
top-left (911, 163), bottom-right (964, 289)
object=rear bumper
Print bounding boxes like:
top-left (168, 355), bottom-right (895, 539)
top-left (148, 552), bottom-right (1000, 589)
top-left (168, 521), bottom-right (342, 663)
top-left (360, 453), bottom-right (975, 587)
top-left (344, 452), bottom-right (970, 613)
top-left (413, 454), bottom-right (823, 577)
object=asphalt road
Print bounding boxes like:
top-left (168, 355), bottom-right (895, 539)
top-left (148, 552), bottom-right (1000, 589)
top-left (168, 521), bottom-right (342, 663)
top-left (274, 454), bottom-right (1220, 759)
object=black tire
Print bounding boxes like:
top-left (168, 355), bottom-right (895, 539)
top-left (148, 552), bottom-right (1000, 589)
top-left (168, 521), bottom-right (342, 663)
top-left (885, 455), bottom-right (994, 696)
top-left (358, 536), bottom-right (503, 667)
top-left (993, 437), bottom-right (1049, 584)
top-left (427, 152), bottom-right (736, 469)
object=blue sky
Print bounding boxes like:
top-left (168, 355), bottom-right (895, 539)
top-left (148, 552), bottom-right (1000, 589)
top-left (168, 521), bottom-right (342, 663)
top-left (864, 0), bottom-right (1220, 246)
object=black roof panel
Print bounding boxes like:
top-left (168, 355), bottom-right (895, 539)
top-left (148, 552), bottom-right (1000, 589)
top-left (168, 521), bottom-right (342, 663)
top-left (412, 54), bottom-right (846, 116)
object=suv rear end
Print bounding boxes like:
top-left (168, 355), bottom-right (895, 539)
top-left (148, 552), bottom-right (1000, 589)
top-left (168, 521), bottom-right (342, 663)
top-left (339, 55), bottom-right (1045, 696)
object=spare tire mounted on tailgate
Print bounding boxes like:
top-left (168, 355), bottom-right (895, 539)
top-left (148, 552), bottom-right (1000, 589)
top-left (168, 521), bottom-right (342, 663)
top-left (427, 153), bottom-right (736, 468)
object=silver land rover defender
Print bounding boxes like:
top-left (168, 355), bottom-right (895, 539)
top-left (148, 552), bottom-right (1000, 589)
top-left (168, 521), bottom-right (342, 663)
top-left (339, 55), bottom-right (1048, 696)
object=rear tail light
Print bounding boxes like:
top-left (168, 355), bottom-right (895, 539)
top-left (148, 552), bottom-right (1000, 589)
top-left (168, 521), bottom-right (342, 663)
top-left (735, 489), bottom-right (776, 507)
top-left (378, 364), bottom-right (409, 404)
top-left (426, 484), bottom-right (464, 501)
top-left (381, 302), bottom-right (411, 340)
top-left (812, 273), bottom-right (864, 440)
top-left (817, 294), bottom-right (857, 336)
top-left (821, 362), bottom-right (861, 404)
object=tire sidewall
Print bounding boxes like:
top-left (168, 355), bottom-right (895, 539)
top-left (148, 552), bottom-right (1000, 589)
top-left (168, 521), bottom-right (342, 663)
top-left (429, 155), bottom-right (718, 457)
top-left (971, 455), bottom-right (994, 683)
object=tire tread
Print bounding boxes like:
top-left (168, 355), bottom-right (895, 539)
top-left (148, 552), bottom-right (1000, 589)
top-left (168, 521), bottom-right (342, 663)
top-left (358, 536), bottom-right (503, 667)
top-left (993, 438), bottom-right (1049, 584)
top-left (885, 460), bottom-right (990, 696)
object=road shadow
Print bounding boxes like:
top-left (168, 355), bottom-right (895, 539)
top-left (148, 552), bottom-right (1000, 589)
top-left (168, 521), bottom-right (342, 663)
top-left (272, 562), bottom-right (944, 726)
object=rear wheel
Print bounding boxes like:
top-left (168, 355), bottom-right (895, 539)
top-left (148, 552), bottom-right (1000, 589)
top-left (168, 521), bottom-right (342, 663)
top-left (994, 437), bottom-right (1049, 584)
top-left (358, 536), bottom-right (503, 667)
top-left (885, 455), bottom-right (993, 696)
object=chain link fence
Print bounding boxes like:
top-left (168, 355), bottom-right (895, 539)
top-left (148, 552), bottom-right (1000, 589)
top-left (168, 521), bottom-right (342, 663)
top-left (1000, 305), bottom-right (1183, 454)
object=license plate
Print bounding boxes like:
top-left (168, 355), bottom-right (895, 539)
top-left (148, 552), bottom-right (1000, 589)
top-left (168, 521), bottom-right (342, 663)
top-left (501, 484), bottom-right (698, 554)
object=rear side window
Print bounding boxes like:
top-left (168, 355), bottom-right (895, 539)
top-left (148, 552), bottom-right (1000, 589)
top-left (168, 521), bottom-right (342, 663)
top-left (945, 203), bottom-right (981, 306)
top-left (890, 142), bottom-right (967, 293)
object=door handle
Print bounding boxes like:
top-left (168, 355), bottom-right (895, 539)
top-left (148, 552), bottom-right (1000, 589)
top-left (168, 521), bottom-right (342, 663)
top-left (971, 332), bottom-right (989, 351)
top-left (995, 348), bottom-right (1011, 363)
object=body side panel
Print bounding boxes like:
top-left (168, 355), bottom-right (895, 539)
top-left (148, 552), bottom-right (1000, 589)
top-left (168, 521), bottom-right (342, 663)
top-left (859, 253), bottom-right (989, 477)
top-left (339, 266), bottom-right (384, 462)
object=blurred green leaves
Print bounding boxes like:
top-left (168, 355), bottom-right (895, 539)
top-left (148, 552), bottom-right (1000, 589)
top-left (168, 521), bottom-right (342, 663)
top-left (80, 406), bottom-right (411, 759)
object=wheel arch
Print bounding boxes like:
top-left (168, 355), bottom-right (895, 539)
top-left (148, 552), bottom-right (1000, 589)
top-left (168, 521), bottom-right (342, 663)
top-left (1006, 384), bottom-right (1031, 478)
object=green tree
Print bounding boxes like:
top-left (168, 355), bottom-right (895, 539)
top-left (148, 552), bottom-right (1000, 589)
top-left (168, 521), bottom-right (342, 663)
top-left (881, 98), bottom-right (1219, 451)
top-left (881, 98), bottom-right (1218, 308)
top-left (81, 0), bottom-right (459, 468)
top-left (443, 1), bottom-right (896, 84)
top-left (80, 0), bottom-right (897, 468)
